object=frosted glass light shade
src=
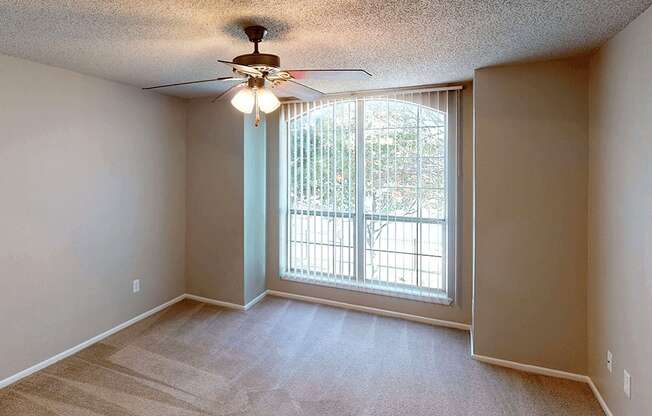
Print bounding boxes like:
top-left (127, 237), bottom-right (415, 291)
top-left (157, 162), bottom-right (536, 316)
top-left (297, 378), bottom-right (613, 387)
top-left (231, 88), bottom-right (255, 114)
top-left (257, 88), bottom-right (281, 113)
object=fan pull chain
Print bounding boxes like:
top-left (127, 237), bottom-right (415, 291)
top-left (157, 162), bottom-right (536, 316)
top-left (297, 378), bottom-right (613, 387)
top-left (254, 89), bottom-right (261, 127)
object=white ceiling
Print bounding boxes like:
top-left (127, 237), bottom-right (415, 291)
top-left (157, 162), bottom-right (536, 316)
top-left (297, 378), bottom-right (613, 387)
top-left (1, 1), bottom-right (650, 99)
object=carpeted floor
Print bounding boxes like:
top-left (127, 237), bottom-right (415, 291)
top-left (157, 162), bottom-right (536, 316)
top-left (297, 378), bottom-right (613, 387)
top-left (0, 297), bottom-right (603, 415)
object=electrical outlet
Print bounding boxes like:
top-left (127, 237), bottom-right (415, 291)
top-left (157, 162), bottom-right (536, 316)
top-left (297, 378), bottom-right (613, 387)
top-left (607, 350), bottom-right (613, 373)
top-left (624, 369), bottom-right (631, 399)
top-left (132, 279), bottom-right (141, 293)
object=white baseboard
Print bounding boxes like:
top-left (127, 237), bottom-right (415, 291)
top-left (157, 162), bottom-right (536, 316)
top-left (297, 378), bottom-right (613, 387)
top-left (184, 292), bottom-right (267, 311)
top-left (187, 290), bottom-right (470, 331)
top-left (184, 294), bottom-right (247, 310)
top-left (0, 294), bottom-right (186, 390)
top-left (244, 291), bottom-right (267, 310)
top-left (587, 378), bottom-right (613, 416)
top-left (471, 353), bottom-right (588, 382)
top-left (472, 353), bottom-right (612, 416)
top-left (266, 290), bottom-right (472, 331)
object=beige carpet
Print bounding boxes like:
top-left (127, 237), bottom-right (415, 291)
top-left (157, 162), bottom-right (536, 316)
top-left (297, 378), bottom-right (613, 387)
top-left (0, 297), bottom-right (603, 415)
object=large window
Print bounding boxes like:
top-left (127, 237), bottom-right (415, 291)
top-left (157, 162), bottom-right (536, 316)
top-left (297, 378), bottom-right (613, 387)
top-left (279, 88), bottom-right (460, 303)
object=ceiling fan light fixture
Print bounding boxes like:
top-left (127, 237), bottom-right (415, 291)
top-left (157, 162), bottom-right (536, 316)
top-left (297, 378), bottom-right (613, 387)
top-left (231, 88), bottom-right (255, 114)
top-left (257, 88), bottom-right (281, 113)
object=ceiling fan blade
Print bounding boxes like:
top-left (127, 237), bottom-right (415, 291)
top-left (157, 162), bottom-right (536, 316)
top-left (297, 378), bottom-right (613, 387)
top-left (286, 69), bottom-right (372, 81)
top-left (143, 77), bottom-right (243, 90)
top-left (211, 83), bottom-right (247, 103)
top-left (272, 79), bottom-right (324, 101)
top-left (218, 60), bottom-right (263, 77)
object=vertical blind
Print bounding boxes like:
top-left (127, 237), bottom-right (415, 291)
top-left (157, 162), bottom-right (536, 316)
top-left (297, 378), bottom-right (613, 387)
top-left (279, 87), bottom-right (460, 303)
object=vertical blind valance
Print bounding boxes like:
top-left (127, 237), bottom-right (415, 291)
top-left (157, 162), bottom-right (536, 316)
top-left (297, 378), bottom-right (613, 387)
top-left (279, 86), bottom-right (461, 303)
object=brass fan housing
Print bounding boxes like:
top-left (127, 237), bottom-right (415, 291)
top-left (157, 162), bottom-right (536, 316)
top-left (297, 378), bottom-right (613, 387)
top-left (247, 77), bottom-right (265, 89)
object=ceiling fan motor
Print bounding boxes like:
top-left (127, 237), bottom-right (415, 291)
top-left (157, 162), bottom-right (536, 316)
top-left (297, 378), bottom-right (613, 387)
top-left (232, 26), bottom-right (281, 70)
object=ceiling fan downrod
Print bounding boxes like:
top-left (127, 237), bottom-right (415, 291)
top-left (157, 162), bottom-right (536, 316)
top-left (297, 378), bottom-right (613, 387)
top-left (244, 25), bottom-right (267, 54)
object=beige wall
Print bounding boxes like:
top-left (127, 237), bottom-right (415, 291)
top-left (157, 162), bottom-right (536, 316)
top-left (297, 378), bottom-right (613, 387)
top-left (473, 59), bottom-right (589, 374)
top-left (0, 53), bottom-right (187, 381)
top-left (265, 85), bottom-right (474, 325)
top-left (243, 114), bottom-right (267, 304)
top-left (185, 102), bottom-right (267, 306)
top-left (185, 99), bottom-right (245, 305)
top-left (588, 6), bottom-right (652, 415)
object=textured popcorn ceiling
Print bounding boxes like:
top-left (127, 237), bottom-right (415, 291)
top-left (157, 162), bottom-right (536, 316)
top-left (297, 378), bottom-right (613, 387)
top-left (1, 0), bottom-right (650, 98)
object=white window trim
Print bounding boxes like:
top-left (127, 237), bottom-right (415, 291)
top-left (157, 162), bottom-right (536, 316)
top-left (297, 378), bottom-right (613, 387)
top-left (278, 88), bottom-right (461, 305)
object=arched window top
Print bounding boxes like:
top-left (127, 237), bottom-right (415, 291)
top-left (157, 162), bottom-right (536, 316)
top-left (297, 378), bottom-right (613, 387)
top-left (284, 97), bottom-right (447, 128)
top-left (363, 97), bottom-right (446, 129)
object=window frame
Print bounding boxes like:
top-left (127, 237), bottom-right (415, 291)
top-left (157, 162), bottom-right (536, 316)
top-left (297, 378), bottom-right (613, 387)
top-left (279, 89), bottom-right (460, 305)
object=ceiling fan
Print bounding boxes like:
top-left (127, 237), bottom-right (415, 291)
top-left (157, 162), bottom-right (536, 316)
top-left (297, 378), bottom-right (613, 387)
top-left (144, 25), bottom-right (372, 126)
